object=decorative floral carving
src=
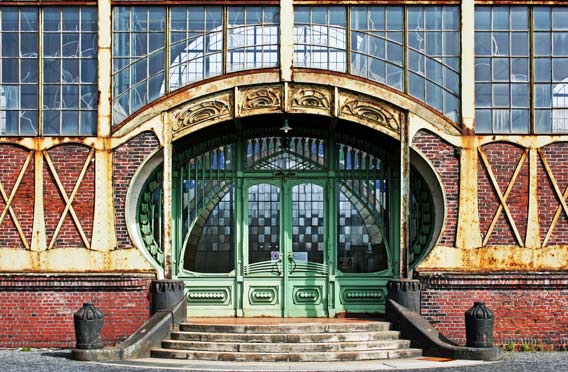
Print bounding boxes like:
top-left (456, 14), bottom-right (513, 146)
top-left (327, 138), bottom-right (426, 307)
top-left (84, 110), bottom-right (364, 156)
top-left (242, 88), bottom-right (281, 111)
top-left (291, 89), bottom-right (330, 110)
top-left (173, 96), bottom-right (232, 133)
top-left (341, 98), bottom-right (401, 131)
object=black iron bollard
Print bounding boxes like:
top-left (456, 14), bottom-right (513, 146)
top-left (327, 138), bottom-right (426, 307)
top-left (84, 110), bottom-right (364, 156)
top-left (465, 302), bottom-right (495, 348)
top-left (73, 303), bottom-right (104, 349)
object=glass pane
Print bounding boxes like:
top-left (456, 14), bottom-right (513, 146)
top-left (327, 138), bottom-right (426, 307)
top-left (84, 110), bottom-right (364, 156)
top-left (337, 185), bottom-right (388, 273)
top-left (184, 187), bottom-right (235, 273)
top-left (476, 109), bottom-right (492, 133)
top-left (291, 183), bottom-right (324, 264)
top-left (248, 184), bottom-right (280, 264)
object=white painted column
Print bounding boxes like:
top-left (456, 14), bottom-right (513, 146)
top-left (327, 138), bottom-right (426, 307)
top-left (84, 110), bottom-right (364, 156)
top-left (461, 0), bottom-right (475, 132)
top-left (162, 117), bottom-right (173, 279)
top-left (280, 0), bottom-right (294, 82)
top-left (455, 0), bottom-right (482, 249)
top-left (525, 147), bottom-right (541, 248)
top-left (31, 150), bottom-right (46, 252)
top-left (91, 0), bottom-right (117, 251)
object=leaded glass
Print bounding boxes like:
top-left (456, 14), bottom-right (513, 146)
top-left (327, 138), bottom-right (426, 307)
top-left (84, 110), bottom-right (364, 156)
top-left (184, 187), bottom-right (235, 273)
top-left (291, 183), bottom-right (324, 264)
top-left (248, 184), bottom-right (280, 264)
top-left (337, 186), bottom-right (388, 274)
top-left (245, 136), bottom-right (325, 170)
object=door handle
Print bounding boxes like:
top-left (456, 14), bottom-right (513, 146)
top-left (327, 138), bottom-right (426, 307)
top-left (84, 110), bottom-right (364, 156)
top-left (288, 253), bottom-right (297, 273)
top-left (273, 258), bottom-right (282, 275)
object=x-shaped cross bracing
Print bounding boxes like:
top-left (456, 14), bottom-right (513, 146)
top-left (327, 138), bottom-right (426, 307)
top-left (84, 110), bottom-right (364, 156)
top-left (0, 151), bottom-right (33, 249)
top-left (478, 148), bottom-right (528, 247)
top-left (538, 149), bottom-right (568, 247)
top-left (44, 149), bottom-right (95, 249)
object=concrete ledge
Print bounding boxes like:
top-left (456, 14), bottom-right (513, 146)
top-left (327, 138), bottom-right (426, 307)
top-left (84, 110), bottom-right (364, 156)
top-left (386, 299), bottom-right (503, 361)
top-left (71, 298), bottom-right (186, 362)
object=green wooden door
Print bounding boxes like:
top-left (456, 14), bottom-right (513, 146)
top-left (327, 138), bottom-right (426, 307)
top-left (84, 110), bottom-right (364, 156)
top-left (242, 178), bottom-right (328, 317)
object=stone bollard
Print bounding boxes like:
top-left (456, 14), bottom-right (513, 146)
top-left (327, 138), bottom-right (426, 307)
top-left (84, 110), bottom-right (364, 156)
top-left (386, 279), bottom-right (422, 313)
top-left (150, 280), bottom-right (185, 314)
top-left (465, 302), bottom-right (495, 348)
top-left (73, 303), bottom-right (104, 349)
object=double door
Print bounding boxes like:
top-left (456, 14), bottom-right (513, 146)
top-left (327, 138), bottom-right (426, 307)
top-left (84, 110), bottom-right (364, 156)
top-left (242, 178), bottom-right (329, 317)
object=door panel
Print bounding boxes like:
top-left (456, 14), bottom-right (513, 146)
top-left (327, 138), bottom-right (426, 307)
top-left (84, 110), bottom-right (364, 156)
top-left (285, 182), bottom-right (328, 317)
top-left (243, 182), bottom-right (285, 316)
top-left (242, 180), bottom-right (329, 317)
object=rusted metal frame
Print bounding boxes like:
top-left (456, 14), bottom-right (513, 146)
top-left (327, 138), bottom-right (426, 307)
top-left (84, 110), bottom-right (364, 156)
top-left (31, 151), bottom-right (47, 251)
top-left (112, 1), bottom-right (279, 5)
top-left (537, 148), bottom-right (568, 248)
top-left (38, 9), bottom-right (43, 136)
top-left (222, 7), bottom-right (228, 75)
top-left (44, 149), bottom-right (95, 249)
top-left (0, 2), bottom-right (96, 5)
top-left (403, 6), bottom-right (409, 94)
top-left (165, 7), bottom-right (171, 96)
top-left (294, 1), bottom-right (460, 4)
top-left (279, 0), bottom-right (294, 81)
top-left (478, 147), bottom-right (524, 246)
top-left (162, 116), bottom-right (174, 279)
top-left (346, 6), bottom-right (351, 75)
top-left (0, 151), bottom-right (33, 249)
top-left (461, 0), bottom-right (475, 131)
top-left (475, 1), bottom-right (568, 5)
top-left (400, 115), bottom-right (410, 278)
top-left (529, 7), bottom-right (535, 134)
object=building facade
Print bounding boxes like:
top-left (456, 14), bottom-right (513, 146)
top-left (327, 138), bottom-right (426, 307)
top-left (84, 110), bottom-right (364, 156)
top-left (0, 0), bottom-right (567, 349)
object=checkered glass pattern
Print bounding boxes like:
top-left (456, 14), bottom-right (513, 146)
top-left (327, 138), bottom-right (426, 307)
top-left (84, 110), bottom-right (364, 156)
top-left (291, 183), bottom-right (324, 263)
top-left (248, 183), bottom-right (280, 264)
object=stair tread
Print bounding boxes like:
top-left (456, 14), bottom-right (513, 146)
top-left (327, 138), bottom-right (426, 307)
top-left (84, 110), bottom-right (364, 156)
top-left (153, 347), bottom-right (422, 355)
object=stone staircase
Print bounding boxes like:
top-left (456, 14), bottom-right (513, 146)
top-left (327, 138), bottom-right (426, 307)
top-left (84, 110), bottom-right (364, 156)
top-left (151, 320), bottom-right (422, 362)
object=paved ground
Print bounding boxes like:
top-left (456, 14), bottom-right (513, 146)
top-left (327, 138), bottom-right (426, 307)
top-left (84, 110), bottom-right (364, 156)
top-left (0, 349), bottom-right (567, 372)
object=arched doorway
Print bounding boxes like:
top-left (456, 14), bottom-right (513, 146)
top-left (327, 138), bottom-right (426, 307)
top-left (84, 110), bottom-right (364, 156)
top-left (137, 115), bottom-right (440, 317)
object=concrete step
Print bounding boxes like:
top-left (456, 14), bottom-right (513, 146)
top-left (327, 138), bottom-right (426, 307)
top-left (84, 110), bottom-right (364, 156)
top-left (161, 339), bottom-right (411, 353)
top-left (178, 322), bottom-right (390, 334)
top-left (150, 348), bottom-right (422, 362)
top-left (170, 330), bottom-right (401, 343)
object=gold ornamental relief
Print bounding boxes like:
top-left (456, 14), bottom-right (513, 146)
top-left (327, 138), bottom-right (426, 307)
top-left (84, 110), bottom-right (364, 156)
top-left (240, 86), bottom-right (282, 116)
top-left (172, 92), bottom-right (233, 134)
top-left (339, 92), bottom-right (403, 135)
top-left (289, 85), bottom-right (332, 115)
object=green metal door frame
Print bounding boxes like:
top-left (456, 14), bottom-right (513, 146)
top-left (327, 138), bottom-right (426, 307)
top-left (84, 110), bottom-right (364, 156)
top-left (133, 119), bottom-right (438, 317)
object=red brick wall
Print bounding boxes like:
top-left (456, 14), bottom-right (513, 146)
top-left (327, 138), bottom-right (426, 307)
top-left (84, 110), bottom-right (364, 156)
top-left (44, 145), bottom-right (95, 248)
top-left (478, 143), bottom-right (528, 246)
top-left (539, 143), bottom-right (568, 245)
top-left (412, 130), bottom-right (459, 247)
top-left (0, 275), bottom-right (153, 348)
top-left (113, 132), bottom-right (160, 248)
top-left (0, 145), bottom-right (34, 248)
top-left (421, 273), bottom-right (568, 347)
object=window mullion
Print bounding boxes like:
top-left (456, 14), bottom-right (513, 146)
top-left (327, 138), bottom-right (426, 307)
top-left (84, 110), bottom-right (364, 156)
top-left (530, 8), bottom-right (535, 133)
top-left (38, 8), bottom-right (43, 136)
